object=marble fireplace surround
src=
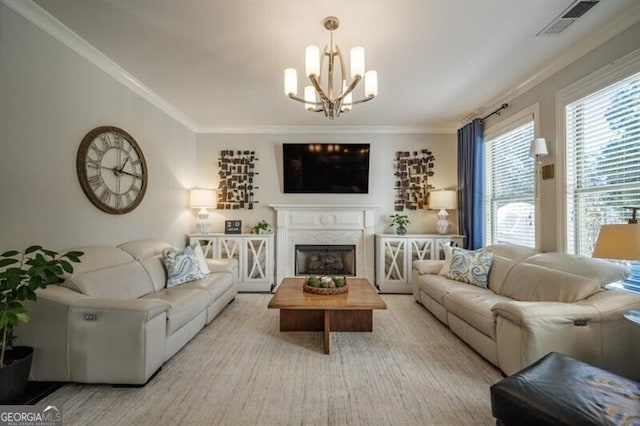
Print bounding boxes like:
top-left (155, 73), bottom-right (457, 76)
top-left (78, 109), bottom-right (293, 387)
top-left (270, 204), bottom-right (378, 287)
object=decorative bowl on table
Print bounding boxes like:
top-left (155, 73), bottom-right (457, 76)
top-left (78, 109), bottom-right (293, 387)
top-left (303, 276), bottom-right (348, 295)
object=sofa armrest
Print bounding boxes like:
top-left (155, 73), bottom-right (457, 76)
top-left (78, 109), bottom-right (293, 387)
top-left (491, 301), bottom-right (600, 326)
top-left (412, 260), bottom-right (445, 275)
top-left (72, 297), bottom-right (170, 321)
top-left (17, 285), bottom-right (171, 384)
top-left (206, 258), bottom-right (239, 274)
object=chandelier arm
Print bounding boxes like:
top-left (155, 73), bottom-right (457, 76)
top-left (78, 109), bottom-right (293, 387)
top-left (309, 74), bottom-right (330, 103)
top-left (335, 44), bottom-right (347, 92)
top-left (335, 75), bottom-right (362, 102)
top-left (346, 94), bottom-right (376, 106)
top-left (287, 93), bottom-right (323, 106)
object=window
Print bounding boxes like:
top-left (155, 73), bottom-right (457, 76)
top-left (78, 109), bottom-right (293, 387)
top-left (484, 116), bottom-right (536, 248)
top-left (565, 70), bottom-right (640, 256)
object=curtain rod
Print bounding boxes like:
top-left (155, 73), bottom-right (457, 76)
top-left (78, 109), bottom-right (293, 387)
top-left (480, 103), bottom-right (509, 122)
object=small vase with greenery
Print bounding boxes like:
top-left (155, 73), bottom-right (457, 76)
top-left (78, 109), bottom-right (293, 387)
top-left (0, 246), bottom-right (83, 368)
top-left (251, 220), bottom-right (272, 235)
top-left (389, 214), bottom-right (410, 235)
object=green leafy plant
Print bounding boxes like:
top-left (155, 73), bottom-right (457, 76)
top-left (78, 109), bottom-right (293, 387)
top-left (0, 246), bottom-right (83, 368)
top-left (389, 214), bottom-right (410, 228)
top-left (251, 220), bottom-right (272, 234)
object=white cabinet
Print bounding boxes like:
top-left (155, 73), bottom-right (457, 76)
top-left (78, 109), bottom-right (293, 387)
top-left (188, 234), bottom-right (274, 292)
top-left (375, 234), bottom-right (464, 293)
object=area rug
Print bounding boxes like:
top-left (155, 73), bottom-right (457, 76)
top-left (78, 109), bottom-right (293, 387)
top-left (41, 294), bottom-right (502, 425)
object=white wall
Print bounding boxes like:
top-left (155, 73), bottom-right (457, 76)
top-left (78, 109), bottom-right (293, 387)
top-left (482, 21), bottom-right (640, 252)
top-left (195, 133), bottom-right (458, 235)
top-left (0, 3), bottom-right (196, 250)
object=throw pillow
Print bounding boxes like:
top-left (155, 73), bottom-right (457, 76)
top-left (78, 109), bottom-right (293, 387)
top-left (192, 243), bottom-right (211, 275)
top-left (446, 247), bottom-right (493, 288)
top-left (439, 245), bottom-right (454, 276)
top-left (163, 245), bottom-right (206, 287)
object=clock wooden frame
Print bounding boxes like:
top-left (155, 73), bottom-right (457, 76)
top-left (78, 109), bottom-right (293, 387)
top-left (76, 126), bottom-right (148, 214)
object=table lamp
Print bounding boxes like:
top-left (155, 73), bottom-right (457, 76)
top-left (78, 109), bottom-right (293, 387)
top-left (592, 207), bottom-right (640, 290)
top-left (429, 189), bottom-right (457, 235)
top-left (190, 189), bottom-right (217, 233)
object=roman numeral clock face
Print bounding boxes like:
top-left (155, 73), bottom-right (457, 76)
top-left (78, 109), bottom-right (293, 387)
top-left (77, 126), bottom-right (148, 214)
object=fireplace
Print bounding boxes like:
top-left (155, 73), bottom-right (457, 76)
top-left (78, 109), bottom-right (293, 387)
top-left (270, 204), bottom-right (378, 286)
top-left (295, 244), bottom-right (356, 276)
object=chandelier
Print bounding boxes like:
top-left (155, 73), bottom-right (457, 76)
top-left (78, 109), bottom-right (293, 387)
top-left (284, 16), bottom-right (378, 120)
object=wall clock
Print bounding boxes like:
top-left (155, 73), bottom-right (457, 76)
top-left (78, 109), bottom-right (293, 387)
top-left (76, 126), bottom-right (148, 214)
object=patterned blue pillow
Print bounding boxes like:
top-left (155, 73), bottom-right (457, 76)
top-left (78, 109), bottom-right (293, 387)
top-left (163, 245), bottom-right (206, 287)
top-left (446, 247), bottom-right (493, 288)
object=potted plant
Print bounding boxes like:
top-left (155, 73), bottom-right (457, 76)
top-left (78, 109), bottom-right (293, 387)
top-left (0, 246), bottom-right (83, 403)
top-left (389, 214), bottom-right (411, 235)
top-left (251, 220), bottom-right (272, 235)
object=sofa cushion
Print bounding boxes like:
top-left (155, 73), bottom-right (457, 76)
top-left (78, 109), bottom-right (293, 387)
top-left (63, 246), bottom-right (134, 276)
top-left (418, 274), bottom-right (487, 305)
top-left (498, 253), bottom-right (627, 303)
top-left (119, 239), bottom-right (172, 260)
top-left (484, 244), bottom-right (540, 295)
top-left (144, 288), bottom-right (209, 335)
top-left (444, 290), bottom-right (512, 339)
top-left (163, 246), bottom-right (206, 287)
top-left (177, 271), bottom-right (235, 301)
top-left (413, 260), bottom-right (445, 275)
top-left (447, 247), bottom-right (493, 288)
top-left (67, 261), bottom-right (156, 299)
top-left (120, 239), bottom-right (174, 292)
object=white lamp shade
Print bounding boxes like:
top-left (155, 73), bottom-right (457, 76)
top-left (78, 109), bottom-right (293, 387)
top-left (529, 138), bottom-right (548, 157)
top-left (429, 190), bottom-right (457, 210)
top-left (350, 47), bottom-right (365, 78)
top-left (189, 189), bottom-right (216, 208)
top-left (592, 224), bottom-right (640, 260)
top-left (284, 68), bottom-right (297, 96)
top-left (365, 70), bottom-right (378, 97)
top-left (305, 45), bottom-right (320, 77)
top-left (304, 86), bottom-right (316, 110)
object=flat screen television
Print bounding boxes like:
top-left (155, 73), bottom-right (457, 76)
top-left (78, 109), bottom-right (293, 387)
top-left (283, 143), bottom-right (370, 194)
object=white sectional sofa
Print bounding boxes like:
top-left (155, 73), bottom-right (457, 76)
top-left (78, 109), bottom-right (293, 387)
top-left (16, 239), bottom-right (238, 385)
top-left (412, 243), bottom-right (640, 380)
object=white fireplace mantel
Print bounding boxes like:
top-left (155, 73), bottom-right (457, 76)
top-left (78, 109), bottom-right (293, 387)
top-left (270, 204), bottom-right (380, 286)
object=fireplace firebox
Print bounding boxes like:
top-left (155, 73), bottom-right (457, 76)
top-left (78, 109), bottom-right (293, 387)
top-left (295, 245), bottom-right (356, 276)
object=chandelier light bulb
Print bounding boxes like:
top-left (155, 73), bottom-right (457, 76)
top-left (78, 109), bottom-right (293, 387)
top-left (342, 81), bottom-right (352, 112)
top-left (365, 70), bottom-right (378, 97)
top-left (304, 86), bottom-right (316, 111)
top-left (284, 68), bottom-right (298, 96)
top-left (305, 45), bottom-right (320, 77)
top-left (350, 47), bottom-right (365, 78)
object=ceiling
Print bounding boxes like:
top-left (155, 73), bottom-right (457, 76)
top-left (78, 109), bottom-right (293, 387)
top-left (32, 0), bottom-right (640, 132)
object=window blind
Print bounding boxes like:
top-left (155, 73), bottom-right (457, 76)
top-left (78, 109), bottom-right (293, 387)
top-left (565, 71), bottom-right (640, 257)
top-left (484, 120), bottom-right (535, 247)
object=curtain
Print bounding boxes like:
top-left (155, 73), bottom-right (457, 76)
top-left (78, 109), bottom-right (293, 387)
top-left (457, 118), bottom-right (484, 249)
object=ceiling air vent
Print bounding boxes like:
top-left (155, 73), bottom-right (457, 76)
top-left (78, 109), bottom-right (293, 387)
top-left (537, 0), bottom-right (599, 36)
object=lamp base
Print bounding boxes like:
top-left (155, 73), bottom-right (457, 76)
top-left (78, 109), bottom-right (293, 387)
top-left (195, 221), bottom-right (211, 234)
top-left (195, 208), bottom-right (211, 234)
top-left (435, 209), bottom-right (451, 235)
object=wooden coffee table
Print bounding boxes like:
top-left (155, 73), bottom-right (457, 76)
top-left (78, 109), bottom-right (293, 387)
top-left (267, 277), bottom-right (387, 354)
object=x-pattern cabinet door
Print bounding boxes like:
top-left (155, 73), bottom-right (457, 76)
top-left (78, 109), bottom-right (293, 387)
top-left (375, 234), bottom-right (465, 293)
top-left (243, 237), bottom-right (271, 282)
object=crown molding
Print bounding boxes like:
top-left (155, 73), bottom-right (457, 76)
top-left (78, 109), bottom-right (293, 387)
top-left (2, 0), bottom-right (199, 132)
top-left (459, 5), bottom-right (640, 127)
top-left (196, 125), bottom-right (457, 135)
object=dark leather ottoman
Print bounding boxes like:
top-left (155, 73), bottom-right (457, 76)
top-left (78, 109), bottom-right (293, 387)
top-left (490, 352), bottom-right (640, 426)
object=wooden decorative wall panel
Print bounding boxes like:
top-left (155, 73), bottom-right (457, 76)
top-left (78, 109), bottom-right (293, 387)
top-left (217, 150), bottom-right (259, 210)
top-left (393, 149), bottom-right (435, 211)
